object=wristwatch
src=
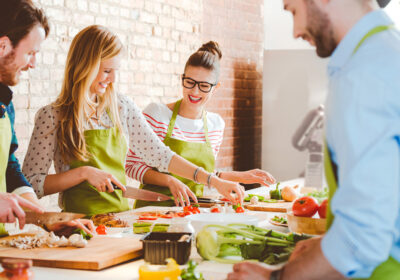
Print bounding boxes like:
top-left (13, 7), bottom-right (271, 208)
top-left (270, 268), bottom-right (283, 280)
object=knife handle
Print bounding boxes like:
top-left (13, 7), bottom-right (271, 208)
top-left (112, 183), bottom-right (122, 190)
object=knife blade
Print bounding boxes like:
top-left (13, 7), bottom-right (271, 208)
top-left (25, 211), bottom-right (85, 226)
top-left (114, 184), bottom-right (172, 201)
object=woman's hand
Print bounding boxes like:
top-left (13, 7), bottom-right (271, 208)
top-left (234, 169), bottom-right (275, 186)
top-left (82, 166), bottom-right (126, 192)
top-left (212, 177), bottom-right (245, 204)
top-left (167, 176), bottom-right (198, 207)
top-left (45, 218), bottom-right (95, 237)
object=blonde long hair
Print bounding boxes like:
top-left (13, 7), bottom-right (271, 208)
top-left (54, 25), bottom-right (123, 163)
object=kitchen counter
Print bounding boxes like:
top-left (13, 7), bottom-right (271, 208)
top-left (1, 178), bottom-right (305, 280)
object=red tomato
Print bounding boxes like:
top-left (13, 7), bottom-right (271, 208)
top-left (191, 207), bottom-right (200, 214)
top-left (184, 211), bottom-right (192, 216)
top-left (160, 214), bottom-right (173, 219)
top-left (96, 225), bottom-right (107, 235)
top-left (220, 198), bottom-right (230, 202)
top-left (177, 212), bottom-right (186, 217)
top-left (235, 206), bottom-right (245, 213)
top-left (210, 207), bottom-right (221, 213)
top-left (138, 215), bottom-right (158, 220)
top-left (318, 199), bottom-right (328, 219)
top-left (183, 206), bottom-right (192, 212)
top-left (292, 197), bottom-right (319, 217)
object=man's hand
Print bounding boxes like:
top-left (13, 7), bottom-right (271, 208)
top-left (289, 236), bottom-right (322, 261)
top-left (0, 193), bottom-right (43, 229)
top-left (44, 219), bottom-right (95, 237)
top-left (227, 262), bottom-right (274, 280)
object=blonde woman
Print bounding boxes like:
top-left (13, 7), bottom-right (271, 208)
top-left (126, 41), bottom-right (275, 208)
top-left (22, 25), bottom-right (244, 216)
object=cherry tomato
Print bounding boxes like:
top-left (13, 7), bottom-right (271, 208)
top-left (318, 199), bottom-right (328, 219)
top-left (235, 206), bottom-right (245, 213)
top-left (96, 224), bottom-right (107, 235)
top-left (191, 205), bottom-right (200, 214)
top-left (138, 215), bottom-right (158, 220)
top-left (184, 211), bottom-right (192, 216)
top-left (211, 207), bottom-right (221, 213)
top-left (183, 206), bottom-right (192, 213)
top-left (292, 196), bottom-right (319, 217)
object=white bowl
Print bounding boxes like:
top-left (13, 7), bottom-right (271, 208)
top-left (185, 213), bottom-right (260, 233)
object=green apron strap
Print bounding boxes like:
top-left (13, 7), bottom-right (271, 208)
top-left (202, 111), bottom-right (211, 146)
top-left (325, 23), bottom-right (400, 279)
top-left (353, 25), bottom-right (393, 55)
top-left (165, 100), bottom-right (182, 139)
top-left (0, 111), bottom-right (12, 236)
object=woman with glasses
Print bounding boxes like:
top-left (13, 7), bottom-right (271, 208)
top-left (22, 28), bottom-right (245, 216)
top-left (126, 41), bottom-right (275, 208)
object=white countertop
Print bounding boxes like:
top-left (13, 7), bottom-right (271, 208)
top-left (1, 178), bottom-right (304, 280)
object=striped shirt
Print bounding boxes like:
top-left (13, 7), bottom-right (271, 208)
top-left (126, 102), bottom-right (225, 182)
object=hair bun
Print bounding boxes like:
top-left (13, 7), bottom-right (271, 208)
top-left (198, 41), bottom-right (222, 59)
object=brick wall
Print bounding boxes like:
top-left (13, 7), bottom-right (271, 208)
top-left (12, 0), bottom-right (263, 180)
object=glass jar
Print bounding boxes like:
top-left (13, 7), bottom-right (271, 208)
top-left (0, 259), bottom-right (34, 280)
top-left (168, 218), bottom-right (195, 234)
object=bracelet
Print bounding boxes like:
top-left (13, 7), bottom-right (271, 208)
top-left (207, 173), bottom-right (213, 187)
top-left (193, 167), bottom-right (204, 184)
top-left (270, 268), bottom-right (283, 280)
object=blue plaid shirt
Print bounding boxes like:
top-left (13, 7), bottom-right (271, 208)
top-left (0, 83), bottom-right (32, 192)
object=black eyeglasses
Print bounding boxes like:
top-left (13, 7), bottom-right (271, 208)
top-left (181, 75), bottom-right (217, 93)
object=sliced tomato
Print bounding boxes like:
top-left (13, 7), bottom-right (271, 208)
top-left (138, 215), bottom-right (158, 220)
top-left (96, 224), bottom-right (107, 235)
top-left (183, 206), bottom-right (192, 213)
top-left (177, 212), bottom-right (186, 217)
top-left (191, 206), bottom-right (200, 214)
top-left (160, 214), bottom-right (173, 219)
top-left (210, 207), bottom-right (221, 213)
top-left (184, 211), bottom-right (192, 216)
top-left (220, 198), bottom-right (230, 202)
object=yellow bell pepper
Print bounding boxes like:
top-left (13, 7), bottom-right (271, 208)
top-left (138, 258), bottom-right (181, 280)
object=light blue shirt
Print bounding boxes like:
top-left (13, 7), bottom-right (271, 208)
top-left (322, 10), bottom-right (400, 278)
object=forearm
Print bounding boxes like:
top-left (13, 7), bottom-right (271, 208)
top-left (142, 169), bottom-right (173, 187)
top-left (281, 240), bottom-right (345, 280)
top-left (43, 167), bottom-right (88, 195)
top-left (168, 155), bottom-right (214, 186)
top-left (218, 171), bottom-right (241, 183)
top-left (19, 192), bottom-right (44, 210)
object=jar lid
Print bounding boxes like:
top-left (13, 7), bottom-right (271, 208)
top-left (1, 258), bottom-right (32, 270)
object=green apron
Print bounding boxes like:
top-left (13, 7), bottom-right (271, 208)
top-left (324, 25), bottom-right (400, 280)
top-left (62, 125), bottom-right (130, 216)
top-left (0, 111), bottom-right (11, 236)
top-left (135, 99), bottom-right (215, 208)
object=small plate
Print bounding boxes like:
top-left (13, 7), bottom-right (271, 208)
top-left (269, 215), bottom-right (288, 227)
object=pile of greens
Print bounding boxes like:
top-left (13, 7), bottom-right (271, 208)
top-left (196, 224), bottom-right (311, 265)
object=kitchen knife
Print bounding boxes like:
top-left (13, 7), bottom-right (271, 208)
top-left (25, 211), bottom-right (85, 226)
top-left (114, 184), bottom-right (172, 201)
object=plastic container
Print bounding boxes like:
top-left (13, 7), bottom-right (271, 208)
top-left (0, 258), bottom-right (34, 280)
top-left (168, 218), bottom-right (194, 234)
top-left (141, 232), bottom-right (192, 265)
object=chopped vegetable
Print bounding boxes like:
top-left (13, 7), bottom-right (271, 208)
top-left (180, 260), bottom-right (204, 280)
top-left (244, 194), bottom-right (265, 202)
top-left (271, 216), bottom-right (287, 225)
top-left (73, 228), bottom-right (93, 240)
top-left (232, 204), bottom-right (245, 213)
top-left (195, 224), bottom-right (307, 264)
top-left (133, 222), bottom-right (170, 234)
top-left (138, 215), bottom-right (158, 220)
top-left (210, 206), bottom-right (221, 213)
top-left (264, 199), bottom-right (279, 203)
top-left (96, 224), bottom-right (107, 235)
top-left (269, 182), bottom-right (282, 200)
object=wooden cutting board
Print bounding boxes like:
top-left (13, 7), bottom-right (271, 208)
top-left (0, 235), bottom-right (142, 270)
top-left (244, 201), bottom-right (292, 212)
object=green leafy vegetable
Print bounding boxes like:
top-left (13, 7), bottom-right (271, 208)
top-left (195, 223), bottom-right (308, 265)
top-left (244, 194), bottom-right (265, 202)
top-left (272, 216), bottom-right (287, 225)
top-left (306, 188), bottom-right (329, 203)
top-left (181, 260), bottom-right (204, 280)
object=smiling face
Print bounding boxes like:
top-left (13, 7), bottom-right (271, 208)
top-left (89, 54), bottom-right (121, 96)
top-left (0, 24), bottom-right (46, 86)
top-left (181, 66), bottom-right (219, 113)
top-left (283, 0), bottom-right (337, 58)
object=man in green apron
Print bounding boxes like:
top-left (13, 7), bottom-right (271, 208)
top-left (0, 0), bottom-right (93, 236)
top-left (228, 0), bottom-right (400, 279)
